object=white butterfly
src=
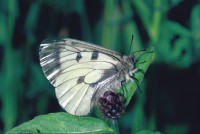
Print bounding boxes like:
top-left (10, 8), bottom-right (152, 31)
top-left (39, 38), bottom-right (138, 116)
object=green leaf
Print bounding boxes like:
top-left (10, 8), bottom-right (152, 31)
top-left (0, 14), bottom-right (7, 44)
top-left (119, 47), bottom-right (154, 105)
top-left (155, 21), bottom-right (192, 68)
top-left (6, 112), bottom-right (113, 134)
top-left (190, 4), bottom-right (200, 37)
top-left (101, 0), bottom-right (120, 51)
top-left (135, 130), bottom-right (161, 134)
top-left (190, 4), bottom-right (200, 59)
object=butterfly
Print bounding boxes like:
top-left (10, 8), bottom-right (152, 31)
top-left (39, 38), bottom-right (139, 118)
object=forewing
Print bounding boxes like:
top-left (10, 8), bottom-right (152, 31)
top-left (39, 38), bottom-right (122, 116)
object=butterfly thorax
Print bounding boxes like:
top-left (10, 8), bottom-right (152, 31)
top-left (94, 55), bottom-right (136, 94)
top-left (120, 55), bottom-right (137, 81)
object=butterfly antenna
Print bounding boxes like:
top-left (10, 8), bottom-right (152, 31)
top-left (129, 35), bottom-right (134, 54)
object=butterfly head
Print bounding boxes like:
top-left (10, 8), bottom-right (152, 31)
top-left (123, 55), bottom-right (136, 69)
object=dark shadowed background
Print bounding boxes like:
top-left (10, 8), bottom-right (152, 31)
top-left (0, 0), bottom-right (200, 133)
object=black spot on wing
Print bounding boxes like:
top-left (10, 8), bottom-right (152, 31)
top-left (91, 51), bottom-right (99, 60)
top-left (76, 52), bottom-right (82, 62)
top-left (77, 76), bottom-right (85, 84)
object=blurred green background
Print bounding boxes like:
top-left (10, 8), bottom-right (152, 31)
top-left (0, 0), bottom-right (200, 133)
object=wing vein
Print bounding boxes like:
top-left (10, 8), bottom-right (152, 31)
top-left (64, 83), bottom-right (86, 108)
top-left (74, 85), bottom-right (90, 115)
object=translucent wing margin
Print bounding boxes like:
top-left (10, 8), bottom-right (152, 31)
top-left (39, 38), bottom-right (123, 116)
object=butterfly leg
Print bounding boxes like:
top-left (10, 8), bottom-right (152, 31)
top-left (134, 77), bottom-right (142, 93)
top-left (135, 60), bottom-right (146, 73)
top-left (120, 80), bottom-right (127, 99)
top-left (129, 75), bottom-right (142, 93)
top-left (137, 68), bottom-right (145, 75)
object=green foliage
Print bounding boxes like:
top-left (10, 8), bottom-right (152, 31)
top-left (6, 112), bottom-right (113, 134)
top-left (135, 130), bottom-right (162, 134)
top-left (0, 0), bottom-right (199, 133)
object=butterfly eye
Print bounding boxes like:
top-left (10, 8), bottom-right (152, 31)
top-left (129, 56), bottom-right (135, 65)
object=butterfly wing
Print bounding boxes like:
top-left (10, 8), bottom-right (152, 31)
top-left (39, 38), bottom-right (123, 116)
